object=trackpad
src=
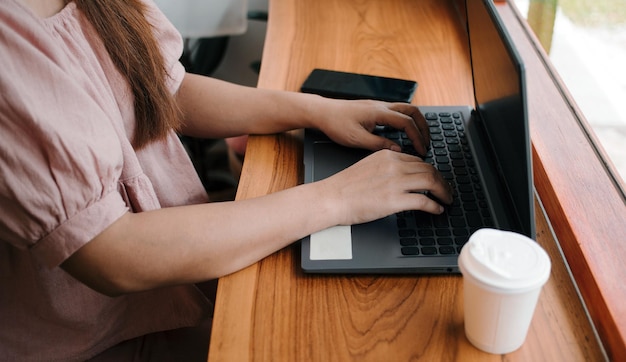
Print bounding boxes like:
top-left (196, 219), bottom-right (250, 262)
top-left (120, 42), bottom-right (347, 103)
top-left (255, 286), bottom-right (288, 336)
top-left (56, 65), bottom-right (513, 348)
top-left (310, 226), bottom-right (353, 260)
top-left (313, 142), bottom-right (370, 180)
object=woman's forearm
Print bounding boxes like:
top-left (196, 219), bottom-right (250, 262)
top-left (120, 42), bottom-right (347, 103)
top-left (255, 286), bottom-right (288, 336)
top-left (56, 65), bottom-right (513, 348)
top-left (62, 181), bottom-right (337, 296)
top-left (176, 73), bottom-right (433, 156)
top-left (176, 73), bottom-right (325, 138)
top-left (62, 148), bottom-right (451, 297)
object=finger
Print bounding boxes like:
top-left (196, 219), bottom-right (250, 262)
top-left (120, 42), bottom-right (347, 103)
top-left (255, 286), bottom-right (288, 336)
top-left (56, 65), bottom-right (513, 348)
top-left (358, 131), bottom-right (403, 152)
top-left (418, 174), bottom-right (453, 206)
top-left (400, 163), bottom-right (453, 205)
top-left (384, 104), bottom-right (430, 156)
top-left (406, 193), bottom-right (447, 215)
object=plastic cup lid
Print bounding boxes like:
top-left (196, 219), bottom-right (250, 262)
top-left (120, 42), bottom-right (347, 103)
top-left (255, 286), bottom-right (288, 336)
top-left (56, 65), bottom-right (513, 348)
top-left (459, 228), bottom-right (551, 292)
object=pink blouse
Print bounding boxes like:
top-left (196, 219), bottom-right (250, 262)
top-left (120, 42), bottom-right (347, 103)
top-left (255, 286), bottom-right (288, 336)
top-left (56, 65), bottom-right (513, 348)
top-left (0, 1), bottom-right (212, 360)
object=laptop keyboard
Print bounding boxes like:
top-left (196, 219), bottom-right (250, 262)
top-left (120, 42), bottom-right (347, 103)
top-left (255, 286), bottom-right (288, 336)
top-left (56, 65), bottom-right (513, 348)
top-left (375, 111), bottom-right (494, 257)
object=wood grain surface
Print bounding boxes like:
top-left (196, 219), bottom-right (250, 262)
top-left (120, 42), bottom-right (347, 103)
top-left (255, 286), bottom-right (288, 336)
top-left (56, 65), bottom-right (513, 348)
top-left (208, 0), bottom-right (611, 360)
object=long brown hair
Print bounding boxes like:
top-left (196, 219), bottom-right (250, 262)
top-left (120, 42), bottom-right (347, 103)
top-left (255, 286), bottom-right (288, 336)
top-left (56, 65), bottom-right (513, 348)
top-left (71, 0), bottom-right (181, 149)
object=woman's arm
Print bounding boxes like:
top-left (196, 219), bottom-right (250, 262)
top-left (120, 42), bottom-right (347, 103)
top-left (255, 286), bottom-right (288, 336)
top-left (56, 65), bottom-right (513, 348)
top-left (176, 73), bottom-right (318, 138)
top-left (62, 150), bottom-right (451, 297)
top-left (176, 73), bottom-right (431, 155)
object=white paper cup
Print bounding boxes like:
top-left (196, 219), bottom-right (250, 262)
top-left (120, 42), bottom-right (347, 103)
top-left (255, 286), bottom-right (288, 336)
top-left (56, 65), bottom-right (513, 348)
top-left (458, 228), bottom-right (551, 354)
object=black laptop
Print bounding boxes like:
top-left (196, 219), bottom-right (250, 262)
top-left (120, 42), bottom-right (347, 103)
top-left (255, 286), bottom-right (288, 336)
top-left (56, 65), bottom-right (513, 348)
top-left (300, 0), bottom-right (534, 274)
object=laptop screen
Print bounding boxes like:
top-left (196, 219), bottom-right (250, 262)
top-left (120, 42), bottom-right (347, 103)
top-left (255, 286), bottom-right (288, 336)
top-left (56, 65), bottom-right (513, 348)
top-left (467, 0), bottom-right (534, 237)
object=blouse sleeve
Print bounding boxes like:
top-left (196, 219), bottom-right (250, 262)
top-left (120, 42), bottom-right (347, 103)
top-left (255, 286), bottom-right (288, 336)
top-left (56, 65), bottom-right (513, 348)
top-left (143, 0), bottom-right (186, 94)
top-left (0, 3), bottom-right (160, 267)
top-left (0, 0), bottom-right (189, 268)
top-left (0, 5), bottom-right (128, 268)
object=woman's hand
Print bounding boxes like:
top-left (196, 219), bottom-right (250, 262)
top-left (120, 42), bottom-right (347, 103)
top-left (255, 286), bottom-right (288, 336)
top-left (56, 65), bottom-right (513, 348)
top-left (313, 98), bottom-right (431, 156)
top-left (316, 149), bottom-right (453, 226)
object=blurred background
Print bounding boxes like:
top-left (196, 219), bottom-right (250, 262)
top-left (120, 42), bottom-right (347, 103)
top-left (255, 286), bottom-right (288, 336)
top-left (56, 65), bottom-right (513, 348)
top-left (514, 0), bottom-right (626, 191)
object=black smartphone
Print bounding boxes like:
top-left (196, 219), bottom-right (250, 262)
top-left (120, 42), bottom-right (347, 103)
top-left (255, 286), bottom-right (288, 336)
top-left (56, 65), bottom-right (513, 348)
top-left (300, 68), bottom-right (417, 103)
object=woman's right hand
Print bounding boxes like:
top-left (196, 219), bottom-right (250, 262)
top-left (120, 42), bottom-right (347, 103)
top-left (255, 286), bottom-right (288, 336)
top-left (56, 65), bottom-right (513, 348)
top-left (316, 149), bottom-right (453, 226)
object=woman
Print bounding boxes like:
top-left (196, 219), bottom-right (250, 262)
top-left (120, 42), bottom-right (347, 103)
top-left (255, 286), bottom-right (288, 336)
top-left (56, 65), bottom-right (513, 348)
top-left (0, 0), bottom-right (452, 360)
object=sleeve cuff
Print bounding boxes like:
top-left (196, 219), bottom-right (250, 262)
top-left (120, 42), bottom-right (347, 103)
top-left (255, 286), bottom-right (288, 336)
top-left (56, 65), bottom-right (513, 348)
top-left (32, 191), bottom-right (129, 268)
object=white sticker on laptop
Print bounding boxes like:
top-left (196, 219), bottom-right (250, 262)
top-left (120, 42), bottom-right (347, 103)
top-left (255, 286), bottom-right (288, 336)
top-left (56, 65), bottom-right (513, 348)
top-left (310, 225), bottom-right (353, 260)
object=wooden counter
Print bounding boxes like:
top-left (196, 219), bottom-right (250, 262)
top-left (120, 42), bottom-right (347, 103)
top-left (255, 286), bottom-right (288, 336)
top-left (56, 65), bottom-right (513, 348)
top-left (208, 0), bottom-right (621, 360)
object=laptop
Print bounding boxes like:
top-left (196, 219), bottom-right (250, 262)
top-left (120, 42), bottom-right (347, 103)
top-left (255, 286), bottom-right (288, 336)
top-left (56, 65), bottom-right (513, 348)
top-left (300, 0), bottom-right (534, 274)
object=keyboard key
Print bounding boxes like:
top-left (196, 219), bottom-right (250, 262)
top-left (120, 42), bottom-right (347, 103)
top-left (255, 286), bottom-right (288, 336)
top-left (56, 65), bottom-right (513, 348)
top-left (450, 217), bottom-right (466, 228)
top-left (455, 236), bottom-right (470, 245)
top-left (458, 184), bottom-right (473, 193)
top-left (436, 229), bottom-right (452, 237)
top-left (418, 229), bottom-right (434, 237)
top-left (454, 167), bottom-right (468, 175)
top-left (466, 213), bottom-right (483, 227)
top-left (464, 202), bottom-right (478, 211)
top-left (414, 212), bottom-right (432, 228)
top-left (439, 246), bottom-right (456, 254)
top-left (425, 112), bottom-right (438, 120)
top-left (399, 229), bottom-right (416, 237)
top-left (453, 228), bottom-right (469, 237)
top-left (442, 124), bottom-right (456, 131)
top-left (452, 160), bottom-right (465, 167)
top-left (433, 214), bottom-right (449, 228)
top-left (461, 194), bottom-right (476, 202)
top-left (421, 247), bottom-right (438, 255)
top-left (401, 246), bottom-right (420, 255)
top-left (438, 164), bottom-right (452, 172)
top-left (448, 207), bottom-right (463, 216)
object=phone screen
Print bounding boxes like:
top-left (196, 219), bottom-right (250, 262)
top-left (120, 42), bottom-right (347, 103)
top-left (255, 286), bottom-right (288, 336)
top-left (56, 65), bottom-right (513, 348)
top-left (300, 69), bottom-right (417, 103)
